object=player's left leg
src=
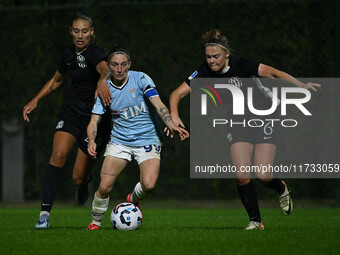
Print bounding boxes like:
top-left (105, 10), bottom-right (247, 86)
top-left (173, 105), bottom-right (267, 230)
top-left (73, 148), bottom-right (96, 205)
top-left (128, 158), bottom-right (160, 206)
top-left (254, 143), bottom-right (293, 215)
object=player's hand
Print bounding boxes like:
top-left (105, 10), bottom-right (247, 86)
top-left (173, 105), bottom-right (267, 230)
top-left (87, 141), bottom-right (97, 158)
top-left (95, 79), bottom-right (112, 106)
top-left (171, 114), bottom-right (185, 128)
top-left (175, 126), bottom-right (190, 141)
top-left (23, 99), bottom-right (38, 122)
top-left (303, 82), bottom-right (321, 92)
top-left (164, 122), bottom-right (189, 141)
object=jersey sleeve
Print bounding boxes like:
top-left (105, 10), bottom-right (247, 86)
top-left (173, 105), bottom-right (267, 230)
top-left (184, 63), bottom-right (205, 86)
top-left (138, 72), bottom-right (156, 91)
top-left (92, 96), bottom-right (106, 115)
top-left (87, 44), bottom-right (107, 69)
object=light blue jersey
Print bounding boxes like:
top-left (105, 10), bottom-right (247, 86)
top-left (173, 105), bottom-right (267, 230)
top-left (92, 70), bottom-right (162, 147)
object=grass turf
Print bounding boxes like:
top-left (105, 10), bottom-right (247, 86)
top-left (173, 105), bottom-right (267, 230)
top-left (0, 206), bottom-right (339, 255)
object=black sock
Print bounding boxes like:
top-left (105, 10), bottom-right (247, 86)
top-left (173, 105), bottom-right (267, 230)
top-left (41, 164), bottom-right (63, 212)
top-left (264, 178), bottom-right (285, 195)
top-left (237, 181), bottom-right (261, 222)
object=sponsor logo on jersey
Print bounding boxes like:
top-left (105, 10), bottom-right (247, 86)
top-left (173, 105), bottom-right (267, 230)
top-left (56, 120), bottom-right (64, 129)
top-left (188, 70), bottom-right (198, 80)
top-left (77, 55), bottom-right (87, 68)
top-left (120, 101), bottom-right (146, 119)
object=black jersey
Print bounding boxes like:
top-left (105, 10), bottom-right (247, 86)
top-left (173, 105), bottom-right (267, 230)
top-left (185, 54), bottom-right (272, 110)
top-left (58, 43), bottom-right (106, 115)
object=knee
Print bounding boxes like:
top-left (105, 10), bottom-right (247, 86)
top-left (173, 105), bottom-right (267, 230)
top-left (72, 174), bottom-right (85, 186)
top-left (98, 184), bottom-right (112, 197)
top-left (50, 151), bottom-right (68, 167)
top-left (141, 181), bottom-right (156, 193)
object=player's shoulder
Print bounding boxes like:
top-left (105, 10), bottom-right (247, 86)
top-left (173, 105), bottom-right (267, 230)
top-left (231, 54), bottom-right (258, 66)
top-left (62, 45), bottom-right (75, 56)
top-left (188, 62), bottom-right (208, 80)
top-left (129, 70), bottom-right (152, 80)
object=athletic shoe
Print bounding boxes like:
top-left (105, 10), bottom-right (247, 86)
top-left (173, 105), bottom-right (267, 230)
top-left (126, 193), bottom-right (140, 209)
top-left (244, 221), bottom-right (264, 230)
top-left (34, 214), bottom-right (50, 229)
top-left (86, 223), bottom-right (100, 230)
top-left (75, 183), bottom-right (89, 206)
top-left (279, 181), bottom-right (293, 215)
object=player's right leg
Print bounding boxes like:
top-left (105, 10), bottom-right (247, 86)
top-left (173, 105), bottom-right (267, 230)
top-left (231, 142), bottom-right (264, 230)
top-left (127, 146), bottom-right (161, 207)
top-left (35, 131), bottom-right (76, 229)
top-left (87, 155), bottom-right (128, 230)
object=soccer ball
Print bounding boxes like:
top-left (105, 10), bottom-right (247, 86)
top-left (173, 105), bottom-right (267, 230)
top-left (110, 202), bottom-right (142, 230)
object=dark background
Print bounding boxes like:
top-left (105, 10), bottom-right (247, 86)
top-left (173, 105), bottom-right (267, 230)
top-left (0, 0), bottom-right (338, 203)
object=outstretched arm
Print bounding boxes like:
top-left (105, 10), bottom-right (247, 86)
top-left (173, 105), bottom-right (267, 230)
top-left (23, 70), bottom-right (64, 122)
top-left (149, 96), bottom-right (189, 141)
top-left (258, 64), bottom-right (321, 91)
top-left (95, 60), bottom-right (112, 106)
top-left (87, 114), bottom-right (102, 158)
top-left (169, 81), bottom-right (191, 128)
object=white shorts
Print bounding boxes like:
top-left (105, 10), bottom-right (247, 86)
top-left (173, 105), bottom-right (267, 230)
top-left (104, 142), bottom-right (161, 165)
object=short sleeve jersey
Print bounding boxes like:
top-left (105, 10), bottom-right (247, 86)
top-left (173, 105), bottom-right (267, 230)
top-left (58, 43), bottom-right (106, 115)
top-left (92, 70), bottom-right (162, 147)
top-left (185, 54), bottom-right (272, 109)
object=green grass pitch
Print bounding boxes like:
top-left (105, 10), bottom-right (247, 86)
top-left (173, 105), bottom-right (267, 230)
top-left (1, 206), bottom-right (339, 255)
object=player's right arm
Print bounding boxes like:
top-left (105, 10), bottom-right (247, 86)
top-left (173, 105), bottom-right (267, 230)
top-left (87, 114), bottom-right (102, 158)
top-left (23, 70), bottom-right (64, 122)
top-left (169, 81), bottom-right (191, 128)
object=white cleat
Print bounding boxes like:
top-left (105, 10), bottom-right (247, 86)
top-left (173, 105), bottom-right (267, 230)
top-left (244, 221), bottom-right (264, 230)
top-left (279, 181), bottom-right (293, 216)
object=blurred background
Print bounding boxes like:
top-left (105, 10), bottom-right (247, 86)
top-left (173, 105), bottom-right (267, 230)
top-left (0, 0), bottom-right (339, 205)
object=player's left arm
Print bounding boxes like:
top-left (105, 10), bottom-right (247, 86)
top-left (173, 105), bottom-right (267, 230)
top-left (87, 114), bottom-right (102, 158)
top-left (95, 60), bottom-right (112, 106)
top-left (149, 95), bottom-right (189, 141)
top-left (258, 64), bottom-right (321, 91)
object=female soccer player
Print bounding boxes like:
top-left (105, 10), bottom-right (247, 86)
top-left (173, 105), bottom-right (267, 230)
top-left (23, 12), bottom-right (112, 229)
top-left (85, 46), bottom-right (189, 230)
top-left (168, 29), bottom-right (321, 230)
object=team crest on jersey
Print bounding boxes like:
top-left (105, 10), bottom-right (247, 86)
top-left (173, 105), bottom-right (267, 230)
top-left (188, 70), bottom-right (198, 80)
top-left (56, 120), bottom-right (64, 129)
top-left (229, 77), bottom-right (242, 88)
top-left (77, 54), bottom-right (87, 68)
top-left (127, 88), bottom-right (137, 98)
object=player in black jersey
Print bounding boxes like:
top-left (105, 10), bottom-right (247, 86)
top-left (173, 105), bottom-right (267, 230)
top-left (169, 29), bottom-right (321, 230)
top-left (23, 13), bottom-right (112, 229)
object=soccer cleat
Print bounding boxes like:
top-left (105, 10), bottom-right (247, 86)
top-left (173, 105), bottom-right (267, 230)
top-left (244, 221), bottom-right (264, 230)
top-left (75, 183), bottom-right (89, 206)
top-left (126, 193), bottom-right (140, 209)
top-left (34, 214), bottom-right (50, 229)
top-left (86, 223), bottom-right (101, 230)
top-left (279, 181), bottom-right (293, 216)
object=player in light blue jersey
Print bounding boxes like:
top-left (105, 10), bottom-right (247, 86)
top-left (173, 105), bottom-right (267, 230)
top-left (86, 45), bottom-right (189, 230)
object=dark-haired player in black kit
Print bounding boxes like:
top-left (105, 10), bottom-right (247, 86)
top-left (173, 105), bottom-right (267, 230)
top-left (23, 13), bottom-right (112, 229)
top-left (168, 29), bottom-right (321, 230)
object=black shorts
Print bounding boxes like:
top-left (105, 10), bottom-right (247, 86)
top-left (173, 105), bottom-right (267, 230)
top-left (55, 103), bottom-right (111, 155)
top-left (227, 117), bottom-right (278, 146)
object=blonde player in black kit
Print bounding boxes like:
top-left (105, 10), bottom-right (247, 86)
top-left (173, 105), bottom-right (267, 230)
top-left (169, 29), bottom-right (321, 230)
top-left (23, 13), bottom-right (112, 229)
